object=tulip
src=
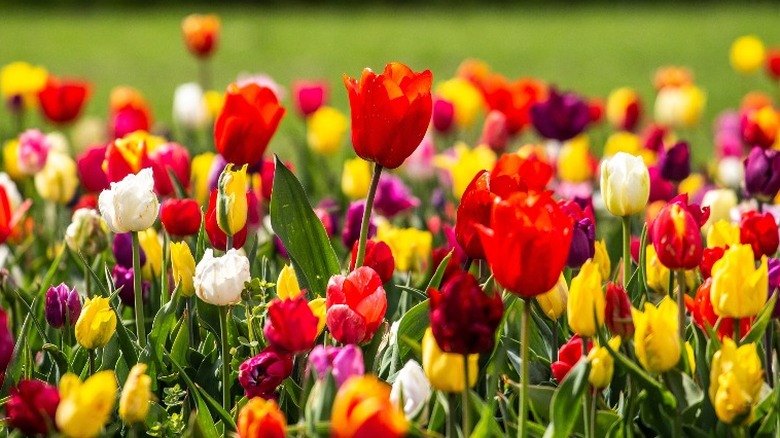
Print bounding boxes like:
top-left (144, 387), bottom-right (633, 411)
top-left (237, 397), bottom-right (287, 438)
top-left (428, 271), bottom-right (503, 354)
top-left (308, 345), bottom-right (365, 387)
top-left (170, 242), bottom-right (196, 297)
top-left (349, 240), bottom-right (395, 284)
top-left (745, 146), bottom-right (780, 204)
top-left (205, 188), bottom-right (248, 250)
top-left (160, 198), bottom-right (201, 237)
top-left (75, 297), bottom-right (117, 349)
top-left (181, 14), bottom-right (220, 59)
top-left (55, 371), bottom-right (116, 438)
top-left (76, 145), bottom-right (110, 193)
top-left (536, 274), bottom-right (568, 320)
top-left (632, 297), bottom-right (681, 373)
top-left (647, 165), bottom-right (674, 204)
top-left (276, 264), bottom-right (303, 300)
top-left (567, 259), bottom-right (606, 337)
top-left (292, 80), bottom-right (328, 117)
top-left (109, 87), bottom-right (152, 140)
top-left (600, 152), bottom-right (651, 217)
top-left (341, 200), bottom-right (375, 249)
top-left (701, 189), bottom-right (738, 231)
top-left (389, 360), bottom-right (432, 420)
top-left (45, 283), bottom-right (81, 329)
top-left (102, 131), bottom-right (159, 183)
top-left (331, 375), bottom-right (408, 438)
top-left (603, 131), bottom-right (643, 158)
top-left (376, 223), bottom-right (432, 273)
top-left (479, 110), bottom-right (509, 152)
top-left (326, 266), bottom-right (387, 345)
top-left (149, 142), bottom-right (191, 197)
top-left (606, 87), bottom-right (641, 131)
top-left (38, 77), bottom-right (90, 124)
top-left (0, 61), bottom-right (48, 109)
top-left (34, 151), bottom-right (77, 204)
top-left (238, 346), bottom-right (294, 399)
top-left (687, 278), bottom-right (751, 340)
top-left (709, 338), bottom-right (764, 425)
top-left (113, 232), bottom-right (145, 269)
top-left (434, 143), bottom-right (498, 198)
top-left (64, 208), bottom-right (109, 259)
top-left (191, 152), bottom-right (216, 204)
top-left (561, 201), bottom-right (596, 269)
top-left (551, 336), bottom-right (591, 383)
top-left (307, 106), bottom-right (348, 156)
top-left (480, 74), bottom-right (547, 135)
top-left (700, 246), bottom-right (726, 280)
top-left (766, 48), bottom-right (780, 80)
top-left (654, 85), bottom-right (706, 129)
top-left (645, 244), bottom-right (697, 294)
top-left (194, 248), bottom-right (250, 306)
top-left (557, 135), bottom-right (594, 183)
top-left (214, 83), bottom-right (285, 169)
top-left (741, 106), bottom-right (778, 148)
top-left (98, 168), bottom-right (159, 234)
top-left (740, 211), bottom-right (779, 259)
top-left (658, 141), bottom-right (691, 182)
top-left (341, 157), bottom-right (371, 200)
top-left (119, 363), bottom-right (151, 424)
top-left (373, 174), bottom-right (420, 218)
top-left (593, 240), bottom-right (611, 279)
top-left (136, 227), bottom-right (162, 281)
top-left (6, 379), bottom-right (60, 436)
top-left (710, 244), bottom-right (768, 319)
top-left (264, 297), bottom-right (319, 354)
top-left (605, 283), bottom-right (634, 338)
top-left (421, 328), bottom-right (478, 393)
top-left (17, 129), bottom-right (51, 175)
top-left (588, 337), bottom-right (621, 389)
top-left (432, 98), bottom-right (455, 133)
top-left (435, 77), bottom-right (485, 129)
top-left (172, 82), bottom-right (208, 130)
top-left (216, 163), bottom-right (248, 238)
top-left (651, 195), bottom-right (706, 270)
top-left (343, 62), bottom-right (432, 169)
top-left (456, 170), bottom-right (503, 260)
top-left (707, 220), bottom-right (740, 248)
top-left (530, 87), bottom-right (590, 141)
top-left (730, 35), bottom-right (766, 75)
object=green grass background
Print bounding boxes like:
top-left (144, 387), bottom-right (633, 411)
top-left (1, 3), bottom-right (780, 159)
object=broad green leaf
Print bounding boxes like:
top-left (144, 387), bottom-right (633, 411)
top-left (166, 348), bottom-right (226, 436)
top-left (543, 360), bottom-right (591, 438)
top-left (396, 299), bottom-right (429, 364)
top-left (743, 293), bottom-right (777, 344)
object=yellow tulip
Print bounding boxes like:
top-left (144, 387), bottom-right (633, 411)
top-left (706, 220), bottom-right (740, 248)
top-left (34, 151), bottom-right (78, 204)
top-left (710, 244), bottom-right (768, 318)
top-left (307, 106), bottom-right (348, 156)
top-left (600, 152), bottom-right (651, 217)
top-left (120, 363), bottom-right (152, 424)
top-left (276, 264), bottom-right (303, 300)
top-left (376, 222), bottom-right (432, 273)
top-left (678, 173), bottom-right (705, 199)
top-left (203, 90), bottom-right (225, 121)
top-left (421, 328), bottom-right (478, 393)
top-left (190, 152), bottom-right (216, 206)
top-left (557, 135), bottom-right (593, 183)
top-left (567, 259), bottom-right (605, 337)
top-left (217, 163), bottom-right (249, 236)
top-left (730, 35), bottom-right (766, 75)
top-left (593, 240), bottom-right (611, 280)
top-left (139, 227), bottom-right (162, 280)
top-left (588, 336), bottom-right (621, 389)
top-left (170, 241), bottom-right (196, 297)
top-left (75, 297), bottom-right (117, 349)
top-left (433, 143), bottom-right (497, 198)
top-left (632, 297), bottom-right (680, 373)
top-left (3, 140), bottom-right (22, 180)
top-left (685, 341), bottom-right (696, 375)
top-left (435, 78), bottom-right (485, 129)
top-left (709, 338), bottom-right (763, 425)
top-left (56, 370), bottom-right (117, 438)
top-left (606, 87), bottom-right (640, 130)
top-left (536, 273), bottom-right (568, 320)
top-left (654, 85), bottom-right (706, 129)
top-left (309, 297), bottom-right (327, 334)
top-left (603, 131), bottom-right (641, 158)
top-left (645, 245), bottom-right (696, 294)
top-left (341, 158), bottom-right (371, 200)
top-left (0, 61), bottom-right (48, 108)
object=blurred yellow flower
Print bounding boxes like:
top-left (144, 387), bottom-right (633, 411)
top-left (75, 297), bottom-right (117, 349)
top-left (276, 264), bottom-right (303, 300)
top-left (34, 151), bottom-right (78, 204)
top-left (706, 220), bottom-right (740, 248)
top-left (421, 328), bottom-right (478, 393)
top-left (654, 85), bottom-right (706, 129)
top-left (342, 158), bottom-right (371, 200)
top-left (709, 338), bottom-right (763, 425)
top-left (203, 90), bottom-right (225, 120)
top-left (632, 297), bottom-right (680, 374)
top-left (557, 135), bottom-right (593, 183)
top-left (376, 222), bottom-right (432, 273)
top-left (434, 143), bottom-right (496, 198)
top-left (0, 61), bottom-right (48, 107)
top-left (567, 259), bottom-right (605, 337)
top-left (119, 363), bottom-right (151, 424)
top-left (139, 227), bottom-right (162, 280)
top-left (435, 77), bottom-right (485, 129)
top-left (307, 106), bottom-right (348, 156)
top-left (536, 273), bottom-right (568, 320)
top-left (606, 87), bottom-right (641, 130)
top-left (56, 371), bottom-right (117, 438)
top-left (593, 240), bottom-right (611, 280)
top-left (3, 140), bottom-right (22, 180)
top-left (730, 35), bottom-right (766, 75)
top-left (191, 152), bottom-right (216, 206)
top-left (678, 173), bottom-right (705, 198)
top-left (710, 244), bottom-right (768, 318)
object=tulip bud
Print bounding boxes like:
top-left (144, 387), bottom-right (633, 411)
top-left (530, 88), bottom-right (591, 141)
top-left (551, 335), bottom-right (590, 383)
top-left (149, 142), bottom-right (191, 197)
top-left (432, 98), bottom-right (455, 133)
top-left (421, 328), bottom-right (478, 393)
top-left (237, 397), bottom-right (287, 438)
top-left (606, 87), bottom-right (641, 131)
top-left (326, 267), bottom-right (387, 345)
top-left (744, 146), bottom-right (780, 202)
top-left (216, 163), bottom-right (248, 237)
top-left (170, 242), bottom-right (195, 297)
top-left (172, 82), bottom-right (208, 130)
top-left (160, 198), bottom-right (202, 237)
top-left (741, 106), bottom-right (778, 148)
top-left (632, 297), bottom-right (680, 373)
top-left (349, 240), bottom-right (395, 284)
top-left (194, 249), bottom-right (250, 306)
top-left (604, 283), bottom-right (634, 338)
top-left (650, 195), bottom-right (705, 270)
top-left (567, 259), bottom-right (605, 337)
top-left (479, 110), bottom-right (509, 153)
top-left (307, 106), bottom-right (348, 156)
top-left (308, 345), bottom-right (364, 388)
top-left (740, 211), bottom-right (779, 259)
top-left (75, 297), bottom-right (117, 349)
top-left (45, 283), bottom-right (81, 329)
top-left (709, 338), bottom-right (763, 425)
top-left (264, 297), bottom-right (319, 354)
top-left (276, 264), bottom-right (303, 300)
top-left (536, 274), bottom-right (568, 320)
top-left (181, 14), bottom-right (220, 59)
top-left (119, 363), bottom-right (151, 424)
top-left (64, 208), bottom-right (109, 259)
top-left (331, 375), bottom-right (408, 438)
top-left (730, 35), bottom-right (766, 75)
top-left (6, 379), bottom-right (60, 436)
top-left (588, 336), bottom-right (621, 389)
top-left (564, 207), bottom-right (595, 269)
top-left (113, 232), bottom-right (145, 269)
top-left (238, 347), bottom-right (294, 400)
top-left (292, 80), bottom-right (328, 117)
top-left (205, 188), bottom-right (248, 250)
top-left (55, 371), bottom-right (117, 438)
top-left (600, 152), bottom-right (650, 217)
top-left (98, 168), bottom-right (159, 234)
top-left (389, 360), bottom-right (432, 420)
top-left (658, 141), bottom-right (691, 182)
top-left (710, 244), bottom-right (768, 319)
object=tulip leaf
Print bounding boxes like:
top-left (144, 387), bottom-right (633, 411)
top-left (543, 360), bottom-right (591, 438)
top-left (171, 313), bottom-right (190, 366)
top-left (270, 156), bottom-right (341, 297)
top-left (396, 299), bottom-right (430, 364)
top-left (742, 292), bottom-right (777, 344)
top-left (2, 312), bottom-right (31, 393)
top-left (426, 250), bottom-right (452, 291)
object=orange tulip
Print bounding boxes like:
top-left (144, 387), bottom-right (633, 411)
top-left (181, 14), bottom-right (220, 59)
top-left (237, 397), bottom-right (286, 438)
top-left (331, 375), bottom-right (407, 438)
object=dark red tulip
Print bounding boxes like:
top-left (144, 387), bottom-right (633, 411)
top-left (149, 142), bottom-right (191, 197)
top-left (238, 346), bottom-right (294, 400)
top-left (432, 98), bottom-right (455, 133)
top-left (551, 336), bottom-right (591, 384)
top-left (6, 379), bottom-right (60, 436)
top-left (161, 198), bottom-right (202, 237)
top-left (740, 211), bottom-right (779, 259)
top-left (658, 141), bottom-right (691, 183)
top-left (559, 200), bottom-right (596, 269)
top-left (604, 283), bottom-right (634, 338)
top-left (76, 145), bottom-right (110, 193)
top-left (350, 240), bottom-right (395, 284)
top-left (530, 88), bottom-right (591, 141)
top-left (264, 297), bottom-right (319, 354)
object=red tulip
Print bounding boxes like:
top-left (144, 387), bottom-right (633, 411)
top-left (343, 62), bottom-right (432, 169)
top-left (650, 194), bottom-right (708, 270)
top-left (264, 297), bottom-right (319, 354)
top-left (77, 145), bottom-right (110, 193)
top-left (428, 271), bottom-right (503, 355)
top-left (108, 87), bottom-right (152, 140)
top-left (349, 240), bottom-right (395, 284)
top-left (604, 283), bottom-right (634, 338)
top-left (103, 137), bottom-right (153, 183)
top-left (0, 187), bottom-right (30, 247)
top-left (149, 142), bottom-right (191, 196)
top-left (479, 74), bottom-right (547, 135)
top-left (292, 80), bottom-right (328, 117)
top-left (37, 77), bottom-right (90, 124)
top-left (491, 153), bottom-right (553, 192)
top-left (551, 336), bottom-right (591, 384)
top-left (214, 83), bottom-right (285, 169)
top-left (685, 278), bottom-right (751, 340)
top-left (6, 379), bottom-right (60, 436)
top-left (476, 191), bottom-right (573, 297)
top-left (205, 189), bottom-right (247, 250)
top-left (766, 48), bottom-right (780, 81)
top-left (161, 198), bottom-right (202, 237)
top-left (326, 266), bottom-right (387, 345)
top-left (700, 246), bottom-right (726, 280)
top-left (740, 211), bottom-right (779, 259)
top-left (479, 110), bottom-right (509, 153)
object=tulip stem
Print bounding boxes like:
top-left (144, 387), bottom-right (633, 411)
top-left (226, 235), bottom-right (233, 252)
top-left (765, 328), bottom-right (774, 386)
top-left (589, 389), bottom-right (597, 438)
top-left (88, 349), bottom-right (95, 375)
top-left (354, 163), bottom-right (383, 269)
top-left (84, 263), bottom-right (91, 299)
top-left (519, 298), bottom-right (531, 438)
top-left (132, 231), bottom-right (146, 348)
top-left (552, 319), bottom-right (559, 362)
top-left (219, 305), bottom-right (232, 413)
top-left (462, 354), bottom-right (471, 437)
top-left (621, 216), bottom-right (631, 289)
top-left (676, 270), bottom-right (686, 341)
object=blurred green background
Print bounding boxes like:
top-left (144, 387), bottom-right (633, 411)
top-left (1, 3), bottom-right (779, 158)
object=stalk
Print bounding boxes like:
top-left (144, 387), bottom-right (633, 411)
top-left (676, 270), bottom-right (686, 341)
top-left (518, 298), bottom-right (531, 438)
top-left (462, 354), bottom-right (471, 437)
top-left (131, 232), bottom-right (146, 348)
top-left (621, 216), bottom-right (631, 289)
top-left (354, 163), bottom-right (383, 268)
top-left (219, 306), bottom-right (232, 412)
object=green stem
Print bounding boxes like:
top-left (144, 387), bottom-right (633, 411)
top-left (676, 270), bottom-right (686, 341)
top-left (590, 390), bottom-right (597, 438)
top-left (353, 163), bottom-right (383, 269)
top-left (622, 215), bottom-right (631, 289)
top-left (583, 337), bottom-right (590, 438)
top-left (226, 235), bottom-right (233, 252)
top-left (734, 316), bottom-right (741, 344)
top-left (198, 58), bottom-right (211, 91)
top-left (462, 354), bottom-right (471, 437)
top-left (88, 349), bottom-right (95, 375)
top-left (447, 393), bottom-right (456, 438)
top-left (552, 319), bottom-right (559, 362)
top-left (518, 298), bottom-right (531, 438)
top-left (160, 232), bottom-right (169, 307)
top-left (84, 263), bottom-right (91, 299)
top-left (219, 306), bottom-right (232, 413)
top-left (246, 301), bottom-right (257, 356)
top-left (132, 232), bottom-right (146, 348)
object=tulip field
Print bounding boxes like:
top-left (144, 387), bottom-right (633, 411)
top-left (3, 4), bottom-right (780, 438)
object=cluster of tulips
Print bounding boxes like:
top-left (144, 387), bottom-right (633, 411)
top-left (2, 11), bottom-right (780, 438)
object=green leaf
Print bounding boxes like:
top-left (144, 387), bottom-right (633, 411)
top-left (270, 156), bottom-right (340, 297)
top-left (166, 347), bottom-right (227, 436)
top-left (425, 250), bottom-right (452, 291)
top-left (527, 385), bottom-right (555, 423)
top-left (396, 299), bottom-right (429, 364)
top-left (171, 313), bottom-right (190, 366)
top-left (543, 360), bottom-right (591, 438)
top-left (43, 343), bottom-right (69, 377)
top-left (743, 292), bottom-right (777, 344)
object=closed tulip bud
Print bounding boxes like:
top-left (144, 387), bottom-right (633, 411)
top-left (349, 239), bottom-right (395, 284)
top-left (237, 397), bottom-right (287, 438)
top-left (707, 220), bottom-right (740, 248)
top-left (194, 249), bottom-right (250, 306)
top-left (98, 168), bottom-right (159, 234)
top-left (605, 283), bottom-right (634, 338)
top-left (600, 152), bottom-right (650, 217)
top-left (563, 204), bottom-right (596, 269)
top-left (606, 87), bottom-right (641, 131)
top-left (551, 335), bottom-right (590, 383)
top-left (731, 35), bottom-right (766, 75)
top-left (377, 223), bottom-right (432, 274)
top-left (593, 240), bottom-right (612, 279)
top-left (170, 242), bottom-right (196, 297)
top-left (421, 328), bottom-right (478, 393)
top-left (217, 163), bottom-right (248, 237)
top-left (17, 129), bottom-right (51, 175)
top-left (341, 158), bottom-right (371, 200)
top-left (479, 110), bottom-right (509, 153)
top-left (567, 259), bottom-right (606, 337)
top-left (530, 88), bottom-right (591, 141)
top-left (632, 297), bottom-right (681, 373)
top-left (588, 337), bottom-right (621, 389)
top-left (65, 208), bottom-right (109, 258)
top-left (432, 98), bottom-right (455, 133)
top-left (390, 360), bottom-right (432, 419)
top-left (205, 188), bottom-right (248, 250)
top-left (173, 82), bottom-right (208, 130)
top-left (181, 14), bottom-right (220, 59)
top-left (557, 135), bottom-right (594, 183)
top-left (308, 345), bottom-right (364, 387)
top-left (428, 271), bottom-right (503, 355)
top-left (34, 151), bottom-right (77, 204)
top-left (658, 141), bottom-right (691, 182)
top-left (119, 363), bottom-right (151, 424)
top-left (326, 267), bottom-right (387, 345)
top-left (651, 195), bottom-right (705, 270)
top-left (744, 146), bottom-right (780, 202)
top-left (6, 379), bottom-right (60, 436)
top-left (740, 211), bottom-right (779, 259)
top-left (276, 264), bottom-right (302, 300)
top-left (331, 375), bottom-right (407, 438)
top-left (307, 106), bottom-right (348, 156)
top-left (264, 297), bottom-right (319, 354)
top-left (238, 347), bottom-right (294, 400)
top-left (709, 338), bottom-right (764, 425)
top-left (161, 198), bottom-right (202, 237)
top-left (292, 80), bottom-right (328, 117)
top-left (711, 244), bottom-right (768, 318)
top-left (536, 274), bottom-right (568, 320)
top-left (701, 189), bottom-right (738, 231)
top-left (75, 297), bottom-right (117, 349)
top-left (45, 283), bottom-right (81, 329)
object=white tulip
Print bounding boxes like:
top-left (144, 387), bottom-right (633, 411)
top-left (702, 189), bottom-right (738, 232)
top-left (717, 156), bottom-right (745, 190)
top-left (194, 249), bottom-right (250, 306)
top-left (600, 152), bottom-right (650, 217)
top-left (390, 360), bottom-right (432, 420)
top-left (173, 82), bottom-right (208, 130)
top-left (0, 173), bottom-right (22, 210)
top-left (98, 168), bottom-right (159, 233)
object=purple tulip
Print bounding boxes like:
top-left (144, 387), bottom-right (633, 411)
top-left (374, 174), bottom-right (420, 218)
top-left (432, 99), bottom-right (455, 134)
top-left (112, 265), bottom-right (149, 307)
top-left (648, 165), bottom-right (675, 203)
top-left (769, 257), bottom-right (780, 318)
top-left (567, 217), bottom-right (596, 269)
top-left (342, 201), bottom-right (375, 249)
top-left (112, 232), bottom-right (145, 269)
top-left (308, 344), bottom-right (364, 387)
top-left (659, 141), bottom-right (691, 182)
top-left (238, 346), bottom-right (294, 399)
top-left (744, 146), bottom-right (780, 202)
top-left (530, 88), bottom-right (590, 141)
top-left (44, 283), bottom-right (81, 329)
